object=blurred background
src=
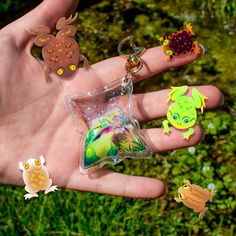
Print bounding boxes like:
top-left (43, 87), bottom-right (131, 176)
top-left (0, 0), bottom-right (235, 235)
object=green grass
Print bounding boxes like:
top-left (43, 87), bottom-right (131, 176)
top-left (1, 0), bottom-right (236, 235)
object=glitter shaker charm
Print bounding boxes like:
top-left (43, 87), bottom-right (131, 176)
top-left (65, 36), bottom-right (152, 173)
top-left (66, 78), bottom-right (152, 173)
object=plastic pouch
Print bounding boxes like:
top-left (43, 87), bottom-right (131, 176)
top-left (65, 76), bottom-right (152, 173)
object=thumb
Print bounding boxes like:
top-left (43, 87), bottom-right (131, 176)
top-left (3, 0), bottom-right (79, 45)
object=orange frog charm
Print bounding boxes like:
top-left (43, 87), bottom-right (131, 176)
top-left (174, 179), bottom-right (216, 218)
top-left (33, 13), bottom-right (88, 78)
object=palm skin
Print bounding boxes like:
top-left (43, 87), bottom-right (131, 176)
top-left (0, 0), bottom-right (223, 198)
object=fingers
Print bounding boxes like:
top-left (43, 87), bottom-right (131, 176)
top-left (21, 0), bottom-right (78, 28)
top-left (142, 125), bottom-right (203, 153)
top-left (93, 46), bottom-right (202, 84)
top-left (3, 0), bottom-right (79, 45)
top-left (67, 45), bottom-right (202, 93)
top-left (132, 85), bottom-right (223, 122)
top-left (66, 125), bottom-right (201, 198)
top-left (67, 169), bottom-right (165, 199)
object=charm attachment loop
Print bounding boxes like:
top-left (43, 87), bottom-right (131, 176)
top-left (118, 35), bottom-right (144, 58)
top-left (118, 35), bottom-right (145, 86)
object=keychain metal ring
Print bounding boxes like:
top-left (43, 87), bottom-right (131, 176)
top-left (125, 57), bottom-right (143, 74)
top-left (118, 35), bottom-right (145, 58)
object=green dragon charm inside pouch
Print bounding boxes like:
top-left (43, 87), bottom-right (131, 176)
top-left (65, 78), bottom-right (152, 173)
top-left (163, 86), bottom-right (207, 140)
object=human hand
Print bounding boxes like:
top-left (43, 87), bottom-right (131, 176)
top-left (0, 0), bottom-right (223, 198)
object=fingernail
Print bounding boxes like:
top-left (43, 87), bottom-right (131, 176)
top-left (199, 43), bottom-right (205, 56)
top-left (201, 131), bottom-right (205, 141)
top-left (220, 92), bottom-right (225, 106)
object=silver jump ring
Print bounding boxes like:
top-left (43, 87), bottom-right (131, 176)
top-left (122, 72), bottom-right (132, 87)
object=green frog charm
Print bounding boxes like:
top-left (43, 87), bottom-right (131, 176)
top-left (84, 116), bottom-right (118, 168)
top-left (83, 108), bottom-right (149, 170)
top-left (162, 86), bottom-right (207, 140)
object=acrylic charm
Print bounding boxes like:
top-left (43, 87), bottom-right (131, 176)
top-left (174, 179), bottom-right (216, 219)
top-left (162, 86), bottom-right (207, 140)
top-left (66, 79), bottom-right (152, 173)
top-left (65, 36), bottom-right (152, 173)
top-left (19, 155), bottom-right (58, 200)
top-left (160, 23), bottom-right (201, 60)
top-left (32, 13), bottom-right (89, 78)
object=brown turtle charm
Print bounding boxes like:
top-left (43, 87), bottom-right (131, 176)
top-left (160, 23), bottom-right (201, 60)
top-left (33, 13), bottom-right (88, 78)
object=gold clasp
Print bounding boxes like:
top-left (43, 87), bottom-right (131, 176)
top-left (118, 36), bottom-right (145, 74)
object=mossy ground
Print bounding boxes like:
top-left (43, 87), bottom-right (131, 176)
top-left (0, 0), bottom-right (236, 235)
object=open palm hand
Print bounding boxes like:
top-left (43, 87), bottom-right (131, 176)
top-left (0, 0), bottom-right (223, 198)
